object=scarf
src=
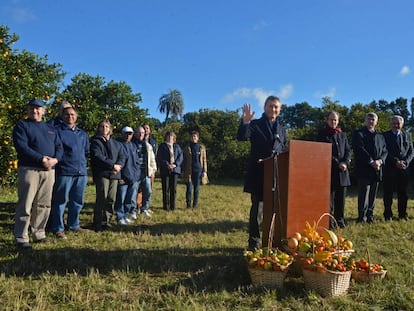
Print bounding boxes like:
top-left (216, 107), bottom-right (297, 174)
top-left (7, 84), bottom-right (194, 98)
top-left (325, 125), bottom-right (342, 136)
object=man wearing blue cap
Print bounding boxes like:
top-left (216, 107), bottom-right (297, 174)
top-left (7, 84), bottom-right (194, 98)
top-left (12, 98), bottom-right (63, 249)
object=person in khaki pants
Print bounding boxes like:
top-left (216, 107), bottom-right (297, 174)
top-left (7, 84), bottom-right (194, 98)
top-left (12, 99), bottom-right (63, 250)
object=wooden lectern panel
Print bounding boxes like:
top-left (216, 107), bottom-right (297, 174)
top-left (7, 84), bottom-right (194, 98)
top-left (262, 140), bottom-right (331, 247)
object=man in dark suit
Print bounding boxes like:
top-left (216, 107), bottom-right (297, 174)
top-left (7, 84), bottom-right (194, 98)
top-left (382, 115), bottom-right (413, 221)
top-left (352, 112), bottom-right (388, 223)
top-left (317, 111), bottom-right (351, 228)
top-left (237, 95), bottom-right (287, 250)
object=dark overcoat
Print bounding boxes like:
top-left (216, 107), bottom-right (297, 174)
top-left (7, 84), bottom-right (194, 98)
top-left (237, 114), bottom-right (287, 198)
top-left (352, 127), bottom-right (388, 181)
top-left (383, 130), bottom-right (414, 177)
top-left (317, 129), bottom-right (351, 187)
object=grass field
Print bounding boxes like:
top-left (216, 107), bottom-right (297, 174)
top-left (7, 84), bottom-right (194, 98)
top-left (1, 179), bottom-right (414, 310)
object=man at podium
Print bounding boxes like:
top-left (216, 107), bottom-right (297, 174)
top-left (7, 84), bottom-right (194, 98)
top-left (237, 96), bottom-right (287, 250)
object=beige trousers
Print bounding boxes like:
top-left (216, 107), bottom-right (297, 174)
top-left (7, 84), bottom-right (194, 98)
top-left (14, 166), bottom-right (55, 243)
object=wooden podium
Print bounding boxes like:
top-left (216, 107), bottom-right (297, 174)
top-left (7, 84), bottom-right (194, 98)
top-left (262, 140), bottom-right (331, 247)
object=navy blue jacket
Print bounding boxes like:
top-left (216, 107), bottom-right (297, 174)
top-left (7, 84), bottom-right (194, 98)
top-left (352, 127), bottom-right (388, 181)
top-left (90, 135), bottom-right (126, 180)
top-left (13, 118), bottom-right (63, 168)
top-left (119, 140), bottom-right (141, 184)
top-left (156, 142), bottom-right (183, 176)
top-left (55, 123), bottom-right (89, 176)
top-left (237, 114), bottom-right (287, 197)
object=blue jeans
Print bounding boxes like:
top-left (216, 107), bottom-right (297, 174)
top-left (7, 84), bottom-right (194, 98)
top-left (130, 177), bottom-right (152, 215)
top-left (186, 171), bottom-right (202, 207)
top-left (115, 181), bottom-right (139, 221)
top-left (51, 175), bottom-right (88, 233)
top-left (139, 176), bottom-right (152, 212)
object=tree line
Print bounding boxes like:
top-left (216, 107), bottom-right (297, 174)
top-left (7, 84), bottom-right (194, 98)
top-left (1, 25), bottom-right (414, 187)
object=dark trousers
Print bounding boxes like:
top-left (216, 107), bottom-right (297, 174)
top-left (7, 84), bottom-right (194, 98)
top-left (186, 170), bottom-right (202, 208)
top-left (93, 177), bottom-right (118, 229)
top-left (383, 173), bottom-right (409, 219)
top-left (330, 186), bottom-right (347, 228)
top-left (248, 193), bottom-right (262, 250)
top-left (357, 178), bottom-right (379, 222)
top-left (161, 173), bottom-right (178, 210)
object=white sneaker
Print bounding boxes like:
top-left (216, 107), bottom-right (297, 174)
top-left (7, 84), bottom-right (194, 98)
top-left (118, 219), bottom-right (128, 225)
top-left (141, 210), bottom-right (152, 218)
top-left (125, 218), bottom-right (133, 224)
top-left (129, 212), bottom-right (137, 220)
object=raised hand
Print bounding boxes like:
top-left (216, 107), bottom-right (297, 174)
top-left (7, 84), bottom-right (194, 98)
top-left (242, 103), bottom-right (255, 124)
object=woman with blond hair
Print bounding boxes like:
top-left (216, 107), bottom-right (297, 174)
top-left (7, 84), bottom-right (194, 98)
top-left (156, 131), bottom-right (183, 211)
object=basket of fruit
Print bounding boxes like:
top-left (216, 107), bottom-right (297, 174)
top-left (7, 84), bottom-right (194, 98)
top-left (244, 213), bottom-right (293, 288)
top-left (302, 252), bottom-right (353, 297)
top-left (244, 247), bottom-right (293, 288)
top-left (350, 248), bottom-right (387, 283)
top-left (283, 213), bottom-right (354, 274)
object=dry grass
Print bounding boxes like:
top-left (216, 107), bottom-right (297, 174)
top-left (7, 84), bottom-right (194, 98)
top-left (0, 179), bottom-right (414, 310)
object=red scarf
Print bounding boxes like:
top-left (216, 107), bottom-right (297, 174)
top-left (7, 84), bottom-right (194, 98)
top-left (325, 125), bottom-right (342, 136)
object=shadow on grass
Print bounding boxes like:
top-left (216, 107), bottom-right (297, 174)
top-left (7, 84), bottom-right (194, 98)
top-left (0, 245), bottom-right (306, 297)
top-left (1, 246), bottom-right (246, 289)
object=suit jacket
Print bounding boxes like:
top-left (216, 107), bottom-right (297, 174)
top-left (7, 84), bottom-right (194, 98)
top-left (383, 130), bottom-right (413, 177)
top-left (352, 127), bottom-right (388, 181)
top-left (237, 114), bottom-right (287, 197)
top-left (317, 128), bottom-right (351, 187)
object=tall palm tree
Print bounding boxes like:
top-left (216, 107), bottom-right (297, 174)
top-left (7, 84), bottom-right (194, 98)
top-left (158, 89), bottom-right (184, 124)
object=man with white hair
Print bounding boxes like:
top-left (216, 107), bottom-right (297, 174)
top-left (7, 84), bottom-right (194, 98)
top-left (382, 115), bottom-right (413, 221)
top-left (352, 112), bottom-right (388, 224)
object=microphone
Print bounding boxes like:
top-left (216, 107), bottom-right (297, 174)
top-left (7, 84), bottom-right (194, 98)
top-left (272, 134), bottom-right (282, 156)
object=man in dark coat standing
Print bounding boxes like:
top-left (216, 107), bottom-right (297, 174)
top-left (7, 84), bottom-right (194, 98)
top-left (237, 95), bottom-right (287, 250)
top-left (382, 115), bottom-right (413, 221)
top-left (352, 112), bottom-right (388, 224)
top-left (317, 111), bottom-right (351, 228)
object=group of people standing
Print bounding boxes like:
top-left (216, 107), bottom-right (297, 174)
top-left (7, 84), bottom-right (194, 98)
top-left (239, 96), bottom-right (413, 250)
top-left (12, 98), bottom-right (208, 250)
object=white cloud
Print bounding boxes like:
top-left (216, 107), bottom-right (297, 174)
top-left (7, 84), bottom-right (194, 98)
top-left (313, 87), bottom-right (336, 100)
top-left (4, 6), bottom-right (35, 23)
top-left (400, 65), bottom-right (410, 76)
top-left (221, 84), bottom-right (293, 109)
top-left (253, 20), bottom-right (270, 31)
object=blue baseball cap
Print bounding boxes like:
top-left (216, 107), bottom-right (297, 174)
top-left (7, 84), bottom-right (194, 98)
top-left (27, 98), bottom-right (44, 108)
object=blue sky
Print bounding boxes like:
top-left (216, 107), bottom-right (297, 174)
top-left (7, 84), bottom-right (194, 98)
top-left (1, 0), bottom-right (414, 120)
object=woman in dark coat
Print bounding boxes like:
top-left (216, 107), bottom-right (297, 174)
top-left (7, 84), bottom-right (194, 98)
top-left (317, 111), bottom-right (351, 228)
top-left (156, 131), bottom-right (183, 211)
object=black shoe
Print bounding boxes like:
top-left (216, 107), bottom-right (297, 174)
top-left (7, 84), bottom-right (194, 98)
top-left (399, 215), bottom-right (409, 221)
top-left (16, 242), bottom-right (32, 250)
top-left (34, 237), bottom-right (48, 243)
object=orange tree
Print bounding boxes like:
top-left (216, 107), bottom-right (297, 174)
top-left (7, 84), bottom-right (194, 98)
top-left (0, 25), bottom-right (65, 187)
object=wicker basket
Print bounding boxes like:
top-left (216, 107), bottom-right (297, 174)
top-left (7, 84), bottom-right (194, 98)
top-left (303, 268), bottom-right (352, 297)
top-left (351, 270), bottom-right (387, 283)
top-left (246, 213), bottom-right (292, 288)
top-left (248, 266), bottom-right (289, 288)
top-left (351, 248), bottom-right (387, 283)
